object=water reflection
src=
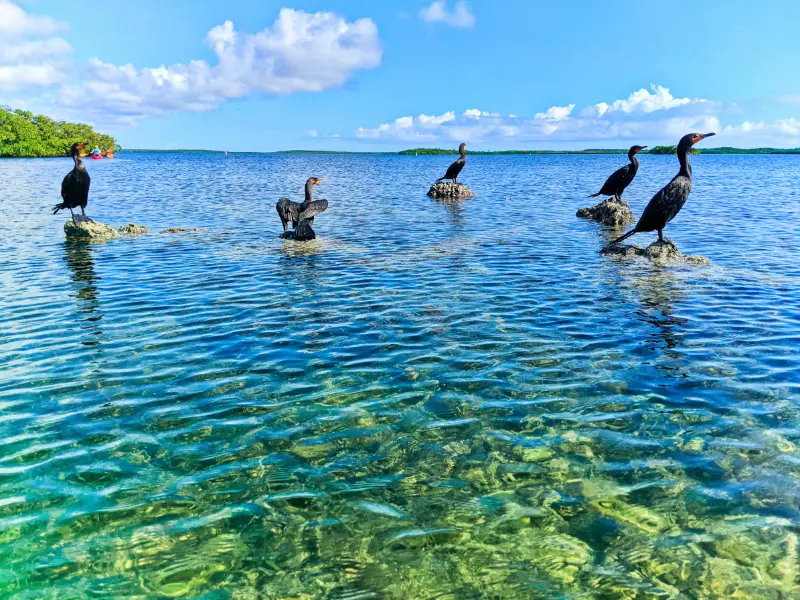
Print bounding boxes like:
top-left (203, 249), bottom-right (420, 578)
top-left (63, 240), bottom-right (103, 345)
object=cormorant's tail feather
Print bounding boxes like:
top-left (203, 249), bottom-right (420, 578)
top-left (588, 192), bottom-right (602, 198)
top-left (52, 203), bottom-right (66, 215)
top-left (436, 177), bottom-right (445, 183)
top-left (605, 229), bottom-right (637, 249)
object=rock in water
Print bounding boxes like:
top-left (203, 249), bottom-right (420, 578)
top-left (118, 223), bottom-right (149, 235)
top-left (577, 197), bottom-right (635, 227)
top-left (427, 182), bottom-right (475, 200)
top-left (281, 220), bottom-right (316, 241)
top-left (64, 219), bottom-right (118, 241)
top-left (602, 240), bottom-right (710, 266)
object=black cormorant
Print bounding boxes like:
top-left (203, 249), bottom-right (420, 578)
top-left (276, 177), bottom-right (328, 239)
top-left (588, 145), bottom-right (647, 201)
top-left (606, 133), bottom-right (715, 248)
top-left (437, 143), bottom-right (467, 183)
top-left (53, 142), bottom-right (91, 222)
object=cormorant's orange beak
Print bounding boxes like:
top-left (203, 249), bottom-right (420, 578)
top-left (314, 178), bottom-right (325, 185)
top-left (693, 133), bottom-right (716, 144)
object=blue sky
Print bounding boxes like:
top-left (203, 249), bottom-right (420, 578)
top-left (3, 0), bottom-right (800, 150)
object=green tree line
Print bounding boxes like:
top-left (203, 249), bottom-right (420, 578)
top-left (0, 106), bottom-right (116, 158)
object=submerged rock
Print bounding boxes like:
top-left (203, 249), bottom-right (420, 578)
top-left (161, 227), bottom-right (203, 234)
top-left (602, 240), bottom-right (710, 266)
top-left (118, 223), bottom-right (149, 235)
top-left (577, 197), bottom-right (635, 227)
top-left (427, 181), bottom-right (475, 200)
top-left (64, 219), bottom-right (118, 241)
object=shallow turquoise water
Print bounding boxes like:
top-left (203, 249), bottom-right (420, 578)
top-left (1, 152), bottom-right (799, 598)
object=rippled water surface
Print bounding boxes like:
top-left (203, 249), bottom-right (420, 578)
top-left (1, 152), bottom-right (800, 599)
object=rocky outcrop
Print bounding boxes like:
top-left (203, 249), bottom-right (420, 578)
top-left (64, 220), bottom-right (151, 240)
top-left (161, 228), bottom-right (203, 234)
top-left (577, 197), bottom-right (635, 227)
top-left (118, 223), bottom-right (149, 235)
top-left (64, 219), bottom-right (118, 241)
top-left (602, 240), bottom-right (710, 265)
top-left (427, 181), bottom-right (475, 200)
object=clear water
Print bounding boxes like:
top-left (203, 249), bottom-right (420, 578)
top-left (1, 152), bottom-right (799, 599)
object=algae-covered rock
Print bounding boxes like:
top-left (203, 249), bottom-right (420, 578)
top-left (64, 219), bottom-right (118, 240)
top-left (427, 181), bottom-right (475, 200)
top-left (602, 240), bottom-right (710, 266)
top-left (162, 227), bottom-right (203, 233)
top-left (577, 197), bottom-right (635, 227)
top-left (118, 223), bottom-right (149, 235)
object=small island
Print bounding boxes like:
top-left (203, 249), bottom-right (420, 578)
top-left (0, 105), bottom-right (115, 158)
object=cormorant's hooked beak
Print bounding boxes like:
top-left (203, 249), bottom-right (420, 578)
top-left (314, 178), bottom-right (325, 185)
top-left (693, 133), bottom-right (716, 144)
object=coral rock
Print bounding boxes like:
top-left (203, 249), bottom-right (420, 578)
top-left (118, 223), bottom-right (149, 235)
top-left (427, 181), bottom-right (475, 200)
top-left (577, 197), bottom-right (635, 227)
top-left (64, 219), bottom-right (118, 241)
top-left (602, 240), bottom-right (710, 266)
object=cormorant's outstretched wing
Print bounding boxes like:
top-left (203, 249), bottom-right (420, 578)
top-left (298, 199), bottom-right (328, 221)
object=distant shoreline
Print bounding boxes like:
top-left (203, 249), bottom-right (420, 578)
top-left (123, 147), bottom-right (800, 156)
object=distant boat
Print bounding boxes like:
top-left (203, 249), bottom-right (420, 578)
top-left (225, 151), bottom-right (228, 157)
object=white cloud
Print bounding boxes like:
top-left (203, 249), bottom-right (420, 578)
top-left (417, 111), bottom-right (455, 127)
top-left (352, 85), bottom-right (800, 147)
top-left (419, 1), bottom-right (475, 28)
top-left (57, 8), bottom-right (382, 124)
top-left (0, 0), bottom-right (71, 92)
top-left (305, 129), bottom-right (319, 137)
top-left (0, 0), bottom-right (63, 37)
top-left (535, 104), bottom-right (575, 121)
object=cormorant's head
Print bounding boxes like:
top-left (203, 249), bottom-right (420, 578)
top-left (679, 132), bottom-right (715, 152)
top-left (70, 142), bottom-right (88, 155)
top-left (628, 145), bottom-right (647, 157)
top-left (306, 177), bottom-right (325, 187)
top-left (459, 143), bottom-right (467, 153)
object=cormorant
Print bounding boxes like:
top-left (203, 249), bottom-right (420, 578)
top-left (437, 143), bottom-right (467, 183)
top-left (588, 145), bottom-right (647, 201)
top-left (53, 142), bottom-right (91, 223)
top-left (606, 133), bottom-right (715, 248)
top-left (276, 177), bottom-right (328, 239)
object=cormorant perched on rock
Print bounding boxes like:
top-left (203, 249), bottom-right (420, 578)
top-left (276, 177), bottom-right (328, 240)
top-left (588, 145), bottom-right (647, 201)
top-left (606, 133), bottom-right (715, 248)
top-left (53, 142), bottom-right (91, 223)
top-left (437, 143), bottom-right (467, 183)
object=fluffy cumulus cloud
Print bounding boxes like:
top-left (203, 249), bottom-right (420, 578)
top-left (55, 8), bottom-right (382, 123)
top-left (354, 84), bottom-right (800, 147)
top-left (0, 0), bottom-right (71, 92)
top-left (419, 1), bottom-right (475, 28)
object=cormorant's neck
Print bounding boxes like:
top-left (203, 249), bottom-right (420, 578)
top-left (628, 153), bottom-right (639, 168)
top-left (459, 148), bottom-right (466, 159)
top-left (678, 147), bottom-right (691, 177)
top-left (72, 154), bottom-right (82, 168)
top-left (305, 183), bottom-right (313, 202)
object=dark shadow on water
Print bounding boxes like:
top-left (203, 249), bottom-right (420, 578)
top-left (63, 240), bottom-right (104, 346)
